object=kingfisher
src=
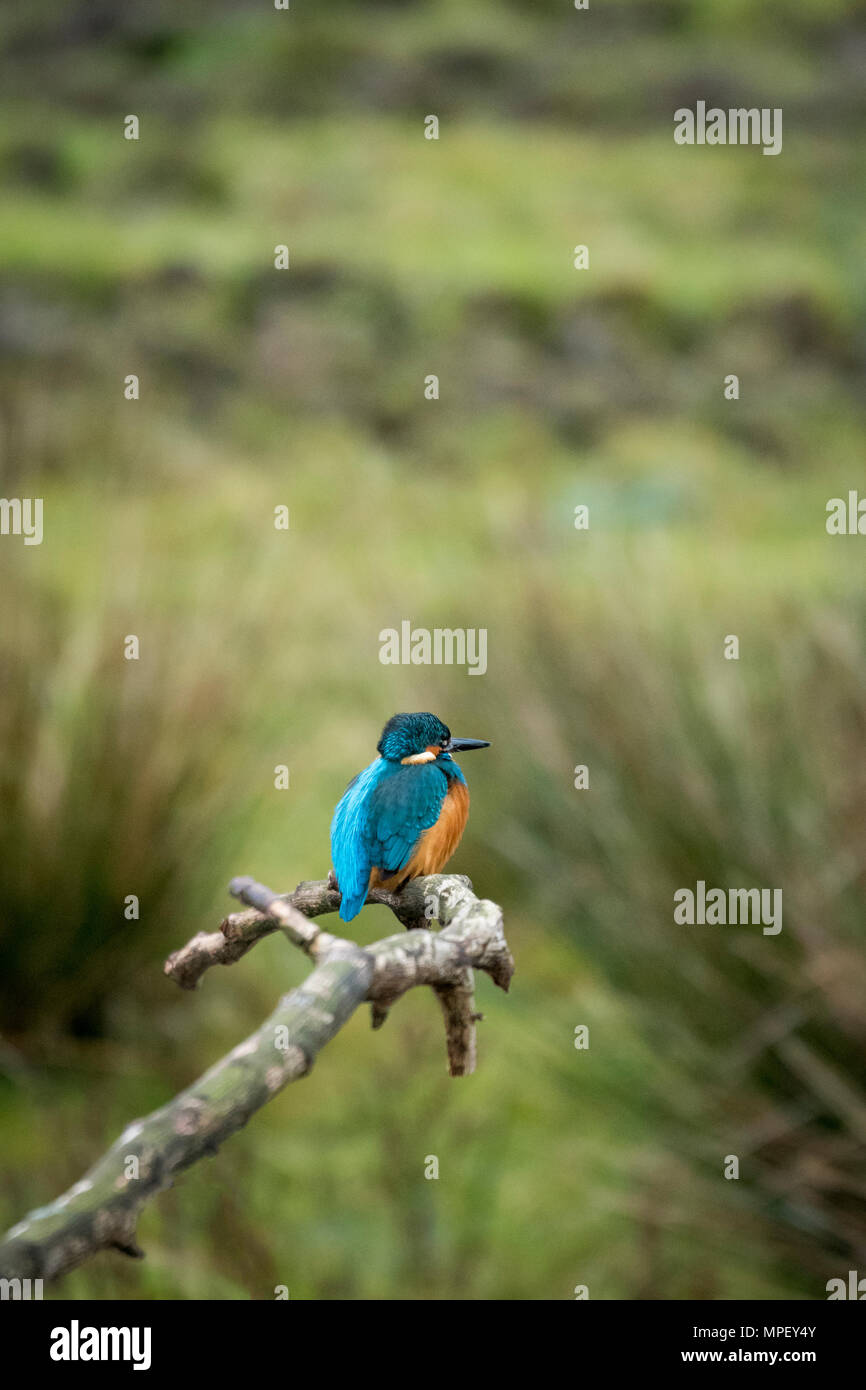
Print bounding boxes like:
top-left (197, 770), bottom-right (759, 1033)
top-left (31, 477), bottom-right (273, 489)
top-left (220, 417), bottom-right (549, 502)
top-left (330, 712), bottom-right (490, 922)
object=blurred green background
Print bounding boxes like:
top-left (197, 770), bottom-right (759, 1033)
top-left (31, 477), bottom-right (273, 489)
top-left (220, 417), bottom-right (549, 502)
top-left (2, 0), bottom-right (866, 1299)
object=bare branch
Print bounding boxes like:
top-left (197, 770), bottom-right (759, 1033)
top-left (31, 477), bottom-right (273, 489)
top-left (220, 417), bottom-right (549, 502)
top-left (0, 873), bottom-right (513, 1283)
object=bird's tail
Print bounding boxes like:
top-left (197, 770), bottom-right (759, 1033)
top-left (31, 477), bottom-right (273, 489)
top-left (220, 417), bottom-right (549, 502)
top-left (338, 886), bottom-right (366, 923)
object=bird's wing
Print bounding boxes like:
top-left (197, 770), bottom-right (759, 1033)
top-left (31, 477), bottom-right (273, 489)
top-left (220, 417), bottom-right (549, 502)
top-left (330, 759), bottom-right (385, 920)
top-left (365, 763), bottom-right (448, 874)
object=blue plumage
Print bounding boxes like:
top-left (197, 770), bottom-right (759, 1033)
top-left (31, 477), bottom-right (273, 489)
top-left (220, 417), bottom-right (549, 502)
top-left (329, 712), bottom-right (489, 922)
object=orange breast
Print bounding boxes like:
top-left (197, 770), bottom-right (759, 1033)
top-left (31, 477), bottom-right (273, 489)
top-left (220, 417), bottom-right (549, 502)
top-left (372, 780), bottom-right (470, 892)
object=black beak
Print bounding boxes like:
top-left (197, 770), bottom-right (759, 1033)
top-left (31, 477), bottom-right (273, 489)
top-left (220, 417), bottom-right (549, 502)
top-left (446, 737), bottom-right (490, 752)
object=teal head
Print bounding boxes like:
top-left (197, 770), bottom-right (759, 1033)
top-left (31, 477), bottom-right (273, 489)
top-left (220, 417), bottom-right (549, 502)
top-left (377, 712), bottom-right (490, 764)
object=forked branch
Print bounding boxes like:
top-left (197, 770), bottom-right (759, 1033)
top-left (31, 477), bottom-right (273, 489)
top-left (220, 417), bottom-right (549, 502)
top-left (0, 874), bottom-right (513, 1282)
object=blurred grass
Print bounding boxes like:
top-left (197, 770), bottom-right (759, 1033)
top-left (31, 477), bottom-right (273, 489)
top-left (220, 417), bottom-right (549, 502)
top-left (1, 0), bottom-right (865, 1299)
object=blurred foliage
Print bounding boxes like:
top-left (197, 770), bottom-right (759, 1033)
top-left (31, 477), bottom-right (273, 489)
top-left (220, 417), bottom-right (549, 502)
top-left (1, 0), bottom-right (865, 1299)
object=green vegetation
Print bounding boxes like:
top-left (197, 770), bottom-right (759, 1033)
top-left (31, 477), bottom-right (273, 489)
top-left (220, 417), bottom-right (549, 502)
top-left (1, 0), bottom-right (864, 1299)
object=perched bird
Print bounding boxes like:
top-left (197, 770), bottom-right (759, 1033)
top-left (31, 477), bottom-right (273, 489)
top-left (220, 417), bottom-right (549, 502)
top-left (330, 712), bottom-right (490, 922)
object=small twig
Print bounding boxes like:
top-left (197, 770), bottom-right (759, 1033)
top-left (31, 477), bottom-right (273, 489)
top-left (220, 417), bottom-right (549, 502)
top-left (164, 876), bottom-right (417, 990)
top-left (434, 973), bottom-right (478, 1077)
